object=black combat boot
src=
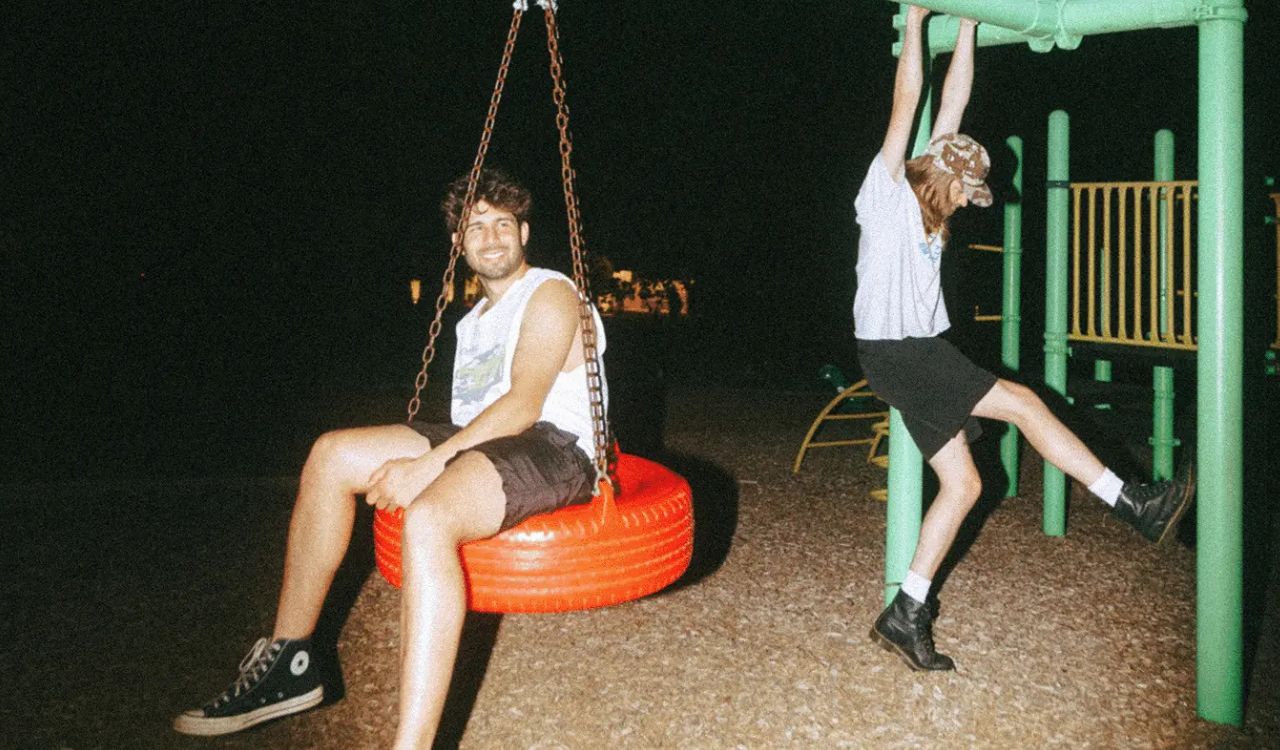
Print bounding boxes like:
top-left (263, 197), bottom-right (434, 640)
top-left (870, 590), bottom-right (955, 671)
top-left (1112, 462), bottom-right (1196, 544)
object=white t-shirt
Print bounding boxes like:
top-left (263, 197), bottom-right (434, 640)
top-left (451, 267), bottom-right (608, 460)
top-left (852, 153), bottom-right (950, 340)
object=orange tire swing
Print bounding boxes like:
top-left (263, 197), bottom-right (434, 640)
top-left (373, 0), bottom-right (694, 613)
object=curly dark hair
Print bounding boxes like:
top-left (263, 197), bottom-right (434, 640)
top-left (440, 167), bottom-right (533, 232)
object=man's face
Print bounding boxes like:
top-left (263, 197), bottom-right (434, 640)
top-left (458, 200), bottom-right (529, 281)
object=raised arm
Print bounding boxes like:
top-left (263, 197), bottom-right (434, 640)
top-left (930, 17), bottom-right (978, 140)
top-left (880, 5), bottom-right (931, 181)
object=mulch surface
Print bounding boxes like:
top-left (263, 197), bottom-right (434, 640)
top-left (4, 385), bottom-right (1276, 749)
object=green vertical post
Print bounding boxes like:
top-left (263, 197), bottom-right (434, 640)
top-left (1000, 135), bottom-right (1023, 497)
top-left (1043, 110), bottom-right (1070, 537)
top-left (1152, 129), bottom-right (1177, 481)
top-left (1093, 359), bottom-right (1113, 410)
top-left (1151, 368), bottom-right (1176, 480)
top-left (1195, 0), bottom-right (1245, 726)
top-left (885, 5), bottom-right (931, 605)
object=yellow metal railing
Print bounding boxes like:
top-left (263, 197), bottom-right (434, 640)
top-left (1271, 193), bottom-right (1280, 351)
top-left (1070, 180), bottom-right (1198, 351)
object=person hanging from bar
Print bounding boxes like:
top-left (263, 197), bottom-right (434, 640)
top-left (855, 5), bottom-right (1195, 672)
top-left (173, 168), bottom-right (608, 746)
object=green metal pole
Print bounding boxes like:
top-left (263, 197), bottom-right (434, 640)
top-left (888, 0), bottom-right (1202, 54)
top-left (1000, 135), bottom-right (1023, 497)
top-left (1195, 0), bottom-right (1246, 726)
top-left (1152, 129), bottom-right (1177, 481)
top-left (1156, 129), bottom-right (1175, 337)
top-left (885, 408), bottom-right (923, 605)
top-left (1093, 359), bottom-right (1113, 411)
top-left (1151, 368), bottom-right (1176, 480)
top-left (885, 7), bottom-right (931, 605)
top-left (1043, 110), bottom-right (1070, 537)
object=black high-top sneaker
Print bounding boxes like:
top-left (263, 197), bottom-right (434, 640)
top-left (174, 637), bottom-right (323, 736)
top-left (870, 590), bottom-right (955, 671)
top-left (1113, 462), bottom-right (1196, 544)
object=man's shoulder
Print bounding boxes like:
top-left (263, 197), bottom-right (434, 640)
top-left (523, 268), bottom-right (580, 300)
top-left (525, 266), bottom-right (575, 285)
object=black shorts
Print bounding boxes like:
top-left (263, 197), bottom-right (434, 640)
top-left (856, 336), bottom-right (998, 461)
top-left (410, 421), bottom-right (596, 531)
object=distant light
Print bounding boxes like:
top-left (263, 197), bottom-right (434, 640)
top-left (409, 278), bottom-right (421, 305)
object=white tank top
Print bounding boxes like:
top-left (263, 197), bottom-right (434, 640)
top-left (451, 267), bottom-right (608, 459)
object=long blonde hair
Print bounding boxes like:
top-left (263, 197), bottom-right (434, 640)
top-left (904, 155), bottom-right (956, 244)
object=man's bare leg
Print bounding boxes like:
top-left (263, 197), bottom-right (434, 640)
top-left (971, 378), bottom-right (1194, 543)
top-left (971, 378), bottom-right (1106, 486)
top-left (392, 451), bottom-right (506, 750)
top-left (871, 431), bottom-right (980, 671)
top-left (909, 432), bottom-right (983, 579)
top-left (273, 424), bottom-right (432, 640)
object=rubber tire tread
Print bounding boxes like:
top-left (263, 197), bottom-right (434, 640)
top-left (373, 453), bottom-right (694, 613)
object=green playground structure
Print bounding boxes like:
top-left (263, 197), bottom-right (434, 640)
top-left (880, 0), bottom-right (1247, 726)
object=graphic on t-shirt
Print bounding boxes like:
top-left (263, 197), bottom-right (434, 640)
top-left (919, 235), bottom-right (943, 265)
top-left (453, 341), bottom-right (505, 408)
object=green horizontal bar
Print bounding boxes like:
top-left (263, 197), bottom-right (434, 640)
top-left (886, 0), bottom-right (1223, 54)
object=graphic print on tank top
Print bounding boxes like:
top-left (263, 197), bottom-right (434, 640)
top-left (452, 340), bottom-right (505, 412)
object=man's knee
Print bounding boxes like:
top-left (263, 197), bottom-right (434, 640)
top-left (994, 380), bottom-right (1042, 422)
top-left (305, 429), bottom-right (367, 473)
top-left (403, 499), bottom-right (455, 548)
top-left (403, 451), bottom-right (505, 546)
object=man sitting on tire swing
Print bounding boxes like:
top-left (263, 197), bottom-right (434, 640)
top-left (174, 167), bottom-right (608, 748)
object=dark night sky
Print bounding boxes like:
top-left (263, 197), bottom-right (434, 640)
top-left (4, 2), bottom-right (1278, 476)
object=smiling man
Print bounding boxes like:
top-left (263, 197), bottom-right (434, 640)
top-left (174, 168), bottom-right (607, 749)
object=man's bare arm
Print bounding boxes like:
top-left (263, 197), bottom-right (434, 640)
top-left (930, 18), bottom-right (978, 140)
top-left (434, 280), bottom-right (579, 457)
top-left (365, 280), bottom-right (581, 509)
top-left (880, 5), bottom-right (930, 181)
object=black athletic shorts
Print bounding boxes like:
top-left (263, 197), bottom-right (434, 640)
top-left (855, 336), bottom-right (999, 461)
top-left (410, 421), bottom-right (596, 531)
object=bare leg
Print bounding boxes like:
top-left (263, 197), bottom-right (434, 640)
top-left (273, 424), bottom-right (432, 640)
top-left (972, 379), bottom-right (1106, 486)
top-left (909, 432), bottom-right (983, 579)
top-left (392, 451), bottom-right (506, 750)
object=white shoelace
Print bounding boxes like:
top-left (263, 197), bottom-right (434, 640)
top-left (211, 637), bottom-right (278, 707)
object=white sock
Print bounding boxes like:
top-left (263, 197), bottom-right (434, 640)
top-left (1089, 468), bottom-right (1125, 507)
top-left (901, 570), bottom-right (931, 603)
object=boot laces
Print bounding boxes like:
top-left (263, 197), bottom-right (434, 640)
top-left (912, 611), bottom-right (937, 652)
top-left (211, 638), bottom-right (278, 708)
top-left (1130, 480), bottom-right (1172, 502)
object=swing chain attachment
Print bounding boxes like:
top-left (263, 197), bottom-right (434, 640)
top-left (542, 5), bottom-right (611, 491)
top-left (406, 7), bottom-right (524, 425)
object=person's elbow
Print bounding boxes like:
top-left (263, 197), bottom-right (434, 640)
top-left (502, 391), bottom-right (547, 432)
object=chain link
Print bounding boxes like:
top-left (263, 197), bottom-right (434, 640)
top-left (407, 8), bottom-right (524, 424)
top-left (407, 6), bottom-right (611, 489)
top-left (543, 7), bottom-right (611, 485)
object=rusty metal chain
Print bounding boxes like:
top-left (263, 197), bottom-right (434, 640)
top-left (542, 6), bottom-right (611, 485)
top-left (406, 7), bottom-right (524, 424)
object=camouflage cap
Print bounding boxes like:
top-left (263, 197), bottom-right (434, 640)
top-left (926, 133), bottom-right (993, 208)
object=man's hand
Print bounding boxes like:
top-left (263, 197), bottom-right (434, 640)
top-left (907, 5), bottom-right (931, 24)
top-left (366, 454), bottom-right (446, 510)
